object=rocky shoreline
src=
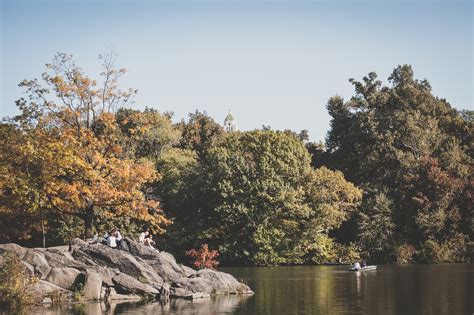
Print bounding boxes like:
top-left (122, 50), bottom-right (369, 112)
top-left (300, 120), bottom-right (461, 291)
top-left (0, 238), bottom-right (253, 304)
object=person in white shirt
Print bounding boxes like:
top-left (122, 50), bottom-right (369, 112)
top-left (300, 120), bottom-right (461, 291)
top-left (145, 235), bottom-right (156, 248)
top-left (138, 230), bottom-right (156, 248)
top-left (353, 261), bottom-right (361, 270)
top-left (139, 230), bottom-right (149, 244)
top-left (88, 233), bottom-right (99, 244)
top-left (114, 229), bottom-right (123, 249)
top-left (107, 234), bottom-right (117, 248)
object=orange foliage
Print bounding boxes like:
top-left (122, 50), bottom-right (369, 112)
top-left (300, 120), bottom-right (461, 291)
top-left (1, 53), bottom-right (170, 240)
top-left (186, 244), bottom-right (220, 269)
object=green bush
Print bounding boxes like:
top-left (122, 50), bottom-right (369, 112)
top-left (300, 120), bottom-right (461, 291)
top-left (335, 242), bottom-right (361, 264)
top-left (305, 235), bottom-right (360, 264)
top-left (394, 244), bottom-right (416, 264)
top-left (0, 251), bottom-right (38, 307)
top-left (418, 234), bottom-right (467, 263)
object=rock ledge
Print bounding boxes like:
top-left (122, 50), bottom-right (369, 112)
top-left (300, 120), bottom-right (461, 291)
top-left (0, 238), bottom-right (253, 303)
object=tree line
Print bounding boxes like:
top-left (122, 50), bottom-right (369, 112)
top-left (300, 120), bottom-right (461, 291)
top-left (0, 53), bottom-right (472, 265)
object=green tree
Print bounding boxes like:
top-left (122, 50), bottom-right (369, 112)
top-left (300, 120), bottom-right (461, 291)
top-left (176, 110), bottom-right (225, 156)
top-left (160, 130), bottom-right (362, 265)
top-left (0, 124), bottom-right (47, 245)
top-left (154, 147), bottom-right (202, 256)
top-left (357, 190), bottom-right (396, 262)
top-left (116, 107), bottom-right (180, 161)
top-left (320, 65), bottom-right (472, 262)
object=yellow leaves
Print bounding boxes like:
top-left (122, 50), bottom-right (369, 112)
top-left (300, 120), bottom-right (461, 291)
top-left (1, 53), bottom-right (172, 237)
top-left (309, 167), bottom-right (362, 203)
top-left (305, 166), bottom-right (362, 230)
top-left (281, 219), bottom-right (298, 229)
top-left (5, 108), bottom-right (168, 232)
top-left (51, 76), bottom-right (64, 84)
top-left (110, 144), bottom-right (123, 155)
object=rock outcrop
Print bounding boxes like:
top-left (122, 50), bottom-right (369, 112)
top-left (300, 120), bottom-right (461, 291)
top-left (0, 238), bottom-right (253, 303)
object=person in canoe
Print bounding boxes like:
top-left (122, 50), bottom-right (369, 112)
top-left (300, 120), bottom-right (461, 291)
top-left (361, 260), bottom-right (367, 268)
top-left (353, 261), bottom-right (361, 270)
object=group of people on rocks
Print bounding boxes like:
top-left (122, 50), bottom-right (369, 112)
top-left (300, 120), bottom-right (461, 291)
top-left (91, 228), bottom-right (158, 251)
top-left (138, 230), bottom-right (156, 248)
top-left (103, 229), bottom-right (123, 249)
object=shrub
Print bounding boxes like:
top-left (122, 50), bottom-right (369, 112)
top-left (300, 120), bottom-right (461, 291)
top-left (0, 251), bottom-right (38, 307)
top-left (335, 242), bottom-right (361, 264)
top-left (186, 244), bottom-right (219, 269)
top-left (418, 239), bottom-right (443, 263)
top-left (304, 234), bottom-right (360, 264)
top-left (394, 243), bottom-right (416, 264)
top-left (443, 233), bottom-right (468, 262)
top-left (418, 234), bottom-right (467, 263)
top-left (72, 282), bottom-right (84, 301)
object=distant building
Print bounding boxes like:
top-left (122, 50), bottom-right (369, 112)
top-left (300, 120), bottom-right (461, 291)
top-left (223, 111), bottom-right (237, 132)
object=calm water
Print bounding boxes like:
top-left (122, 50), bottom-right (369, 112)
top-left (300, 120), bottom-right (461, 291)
top-left (6, 264), bottom-right (474, 315)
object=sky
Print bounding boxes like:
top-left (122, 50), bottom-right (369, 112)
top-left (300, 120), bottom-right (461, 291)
top-left (1, 0), bottom-right (472, 142)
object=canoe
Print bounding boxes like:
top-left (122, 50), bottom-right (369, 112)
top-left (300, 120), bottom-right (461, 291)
top-left (348, 265), bottom-right (377, 271)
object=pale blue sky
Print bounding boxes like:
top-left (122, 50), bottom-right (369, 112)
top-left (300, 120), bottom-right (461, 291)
top-left (1, 0), bottom-right (472, 141)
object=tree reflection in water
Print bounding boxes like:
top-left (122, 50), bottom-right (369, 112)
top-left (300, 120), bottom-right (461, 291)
top-left (14, 294), bottom-right (252, 315)
top-left (7, 264), bottom-right (474, 315)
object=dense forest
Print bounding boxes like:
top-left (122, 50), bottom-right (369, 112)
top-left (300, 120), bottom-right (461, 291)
top-left (1, 53), bottom-right (472, 265)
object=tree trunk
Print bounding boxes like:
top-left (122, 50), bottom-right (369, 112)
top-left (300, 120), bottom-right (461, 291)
top-left (42, 220), bottom-right (46, 248)
top-left (83, 207), bottom-right (94, 239)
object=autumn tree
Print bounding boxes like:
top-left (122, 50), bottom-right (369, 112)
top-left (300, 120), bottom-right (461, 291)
top-left (0, 53), bottom-right (170, 241)
top-left (186, 244), bottom-right (219, 270)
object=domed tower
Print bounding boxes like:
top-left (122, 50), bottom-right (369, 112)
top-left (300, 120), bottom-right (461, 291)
top-left (223, 111), bottom-right (237, 132)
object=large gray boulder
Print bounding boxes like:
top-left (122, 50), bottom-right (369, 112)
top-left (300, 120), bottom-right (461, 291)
top-left (27, 280), bottom-right (74, 302)
top-left (22, 250), bottom-right (51, 279)
top-left (83, 271), bottom-right (102, 300)
top-left (44, 267), bottom-right (82, 290)
top-left (71, 243), bottom-right (164, 288)
top-left (0, 243), bottom-right (28, 260)
top-left (112, 272), bottom-right (159, 297)
top-left (0, 238), bottom-right (253, 304)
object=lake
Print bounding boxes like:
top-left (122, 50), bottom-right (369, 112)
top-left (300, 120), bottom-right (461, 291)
top-left (6, 264), bottom-right (474, 314)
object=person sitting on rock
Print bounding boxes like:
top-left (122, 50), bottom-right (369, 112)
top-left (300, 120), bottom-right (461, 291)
top-left (106, 231), bottom-right (117, 248)
top-left (145, 234), bottom-right (156, 248)
top-left (138, 230), bottom-right (157, 249)
top-left (101, 231), bottom-right (109, 245)
top-left (89, 232), bottom-right (100, 244)
top-left (114, 229), bottom-right (123, 250)
top-left (139, 230), bottom-right (149, 244)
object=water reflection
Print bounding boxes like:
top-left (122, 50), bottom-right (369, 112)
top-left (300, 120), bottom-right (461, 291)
top-left (112, 295), bottom-right (252, 314)
top-left (3, 264), bottom-right (473, 315)
top-left (8, 294), bottom-right (252, 315)
top-left (221, 264), bottom-right (474, 315)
